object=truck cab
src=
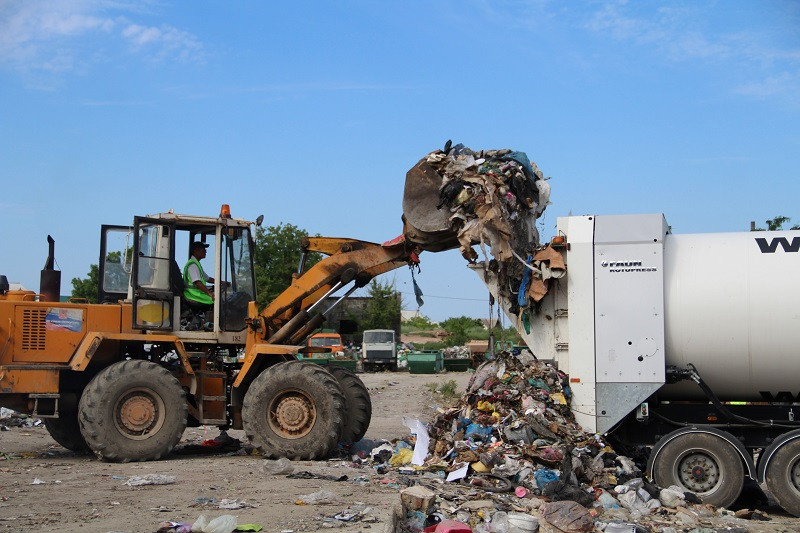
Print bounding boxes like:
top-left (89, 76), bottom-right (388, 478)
top-left (362, 329), bottom-right (397, 371)
top-left (306, 332), bottom-right (345, 358)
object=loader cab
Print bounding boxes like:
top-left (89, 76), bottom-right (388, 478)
top-left (100, 206), bottom-right (258, 341)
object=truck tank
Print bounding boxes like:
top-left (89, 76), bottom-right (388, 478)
top-left (661, 230), bottom-right (800, 401)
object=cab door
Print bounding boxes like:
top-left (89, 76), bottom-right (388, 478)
top-left (99, 225), bottom-right (133, 303)
top-left (132, 217), bottom-right (175, 330)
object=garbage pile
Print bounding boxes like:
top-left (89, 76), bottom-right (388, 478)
top-left (402, 142), bottom-right (564, 333)
top-left (345, 351), bottom-right (772, 532)
top-left (0, 407), bottom-right (41, 431)
top-left (441, 346), bottom-right (471, 360)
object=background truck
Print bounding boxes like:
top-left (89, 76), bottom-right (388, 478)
top-left (306, 331), bottom-right (345, 358)
top-left (361, 329), bottom-right (397, 372)
top-left (474, 213), bottom-right (800, 516)
top-left (0, 205), bottom-right (413, 463)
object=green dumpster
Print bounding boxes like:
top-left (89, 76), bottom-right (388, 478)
top-left (302, 356), bottom-right (358, 372)
top-left (444, 358), bottom-right (471, 372)
top-left (328, 358), bottom-right (357, 372)
top-left (407, 351), bottom-right (443, 374)
top-left (301, 356), bottom-right (329, 364)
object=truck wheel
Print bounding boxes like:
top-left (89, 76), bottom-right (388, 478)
top-left (242, 361), bottom-right (345, 459)
top-left (764, 439), bottom-right (800, 516)
top-left (78, 360), bottom-right (187, 462)
top-left (43, 393), bottom-right (90, 453)
top-left (326, 366), bottom-right (372, 444)
top-left (651, 432), bottom-right (744, 508)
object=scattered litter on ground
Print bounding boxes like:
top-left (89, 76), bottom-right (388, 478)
top-left (262, 457), bottom-right (294, 475)
top-left (191, 513), bottom-right (237, 533)
top-left (218, 498), bottom-right (256, 510)
top-left (0, 408), bottom-right (41, 428)
top-left (295, 489), bottom-right (338, 505)
top-left (124, 474), bottom-right (177, 486)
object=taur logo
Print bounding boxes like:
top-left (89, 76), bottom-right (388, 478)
top-left (600, 260), bottom-right (657, 273)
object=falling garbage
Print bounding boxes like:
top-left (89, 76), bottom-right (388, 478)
top-left (402, 142), bottom-right (563, 334)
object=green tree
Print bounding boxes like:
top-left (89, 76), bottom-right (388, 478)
top-left (403, 314), bottom-right (436, 330)
top-left (253, 223), bottom-right (321, 308)
top-left (361, 278), bottom-right (401, 331)
top-left (440, 316), bottom-right (483, 346)
top-left (752, 216), bottom-right (800, 231)
top-left (71, 264), bottom-right (99, 303)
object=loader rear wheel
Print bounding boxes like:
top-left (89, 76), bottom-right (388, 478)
top-left (242, 361), bottom-right (345, 460)
top-left (764, 438), bottom-right (800, 517)
top-left (327, 366), bottom-right (372, 444)
top-left (651, 431), bottom-right (743, 508)
top-left (78, 360), bottom-right (187, 462)
top-left (43, 393), bottom-right (90, 453)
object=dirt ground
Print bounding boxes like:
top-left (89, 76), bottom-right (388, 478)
top-left (0, 371), bottom-right (474, 533)
top-left (3, 370), bottom-right (800, 533)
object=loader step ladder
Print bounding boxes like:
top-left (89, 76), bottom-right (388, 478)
top-left (29, 393), bottom-right (60, 418)
top-left (187, 351), bottom-right (228, 425)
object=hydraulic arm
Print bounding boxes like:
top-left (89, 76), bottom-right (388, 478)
top-left (249, 236), bottom-right (418, 347)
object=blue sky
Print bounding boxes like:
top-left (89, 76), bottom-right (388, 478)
top-left (1, 0), bottom-right (798, 322)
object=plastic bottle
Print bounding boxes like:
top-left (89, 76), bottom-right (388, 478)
top-left (489, 511), bottom-right (509, 533)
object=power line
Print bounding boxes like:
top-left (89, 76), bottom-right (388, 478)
top-left (398, 290), bottom-right (487, 302)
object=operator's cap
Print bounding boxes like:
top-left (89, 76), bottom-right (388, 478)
top-left (190, 241), bottom-right (210, 252)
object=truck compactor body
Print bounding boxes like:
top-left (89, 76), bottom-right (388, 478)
top-left (476, 213), bottom-right (800, 514)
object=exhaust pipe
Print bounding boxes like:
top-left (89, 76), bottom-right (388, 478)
top-left (40, 235), bottom-right (61, 302)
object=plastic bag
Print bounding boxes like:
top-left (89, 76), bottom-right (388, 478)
top-left (296, 489), bottom-right (337, 505)
top-left (533, 468), bottom-right (559, 489)
top-left (262, 457), bottom-right (294, 475)
top-left (124, 474), bottom-right (176, 486)
top-left (389, 447), bottom-right (413, 466)
top-left (191, 513), bottom-right (237, 533)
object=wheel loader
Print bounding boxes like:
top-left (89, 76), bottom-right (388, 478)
top-left (0, 205), bottom-right (418, 462)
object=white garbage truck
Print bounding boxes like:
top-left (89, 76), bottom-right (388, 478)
top-left (474, 213), bottom-right (800, 515)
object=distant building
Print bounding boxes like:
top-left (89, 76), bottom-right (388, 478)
top-left (401, 309), bottom-right (421, 321)
top-left (480, 318), bottom-right (502, 330)
top-left (317, 294), bottom-right (401, 344)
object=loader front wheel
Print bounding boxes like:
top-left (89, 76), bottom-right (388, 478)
top-left (44, 392), bottom-right (90, 453)
top-left (78, 360), bottom-right (187, 462)
top-left (242, 361), bottom-right (345, 459)
top-left (327, 366), bottom-right (371, 444)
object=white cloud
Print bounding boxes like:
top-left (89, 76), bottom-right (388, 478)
top-left (122, 22), bottom-right (203, 62)
top-left (735, 72), bottom-right (800, 100)
top-left (583, 1), bottom-right (800, 103)
top-left (0, 0), bottom-right (203, 76)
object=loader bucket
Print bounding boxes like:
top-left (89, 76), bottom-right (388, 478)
top-left (402, 157), bottom-right (460, 252)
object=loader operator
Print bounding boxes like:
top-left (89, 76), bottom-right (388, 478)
top-left (183, 241), bottom-right (215, 309)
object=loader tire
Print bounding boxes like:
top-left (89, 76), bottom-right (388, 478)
top-left (43, 392), bottom-right (90, 453)
top-left (327, 366), bottom-right (372, 444)
top-left (78, 360), bottom-right (187, 462)
top-left (242, 361), bottom-right (345, 460)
